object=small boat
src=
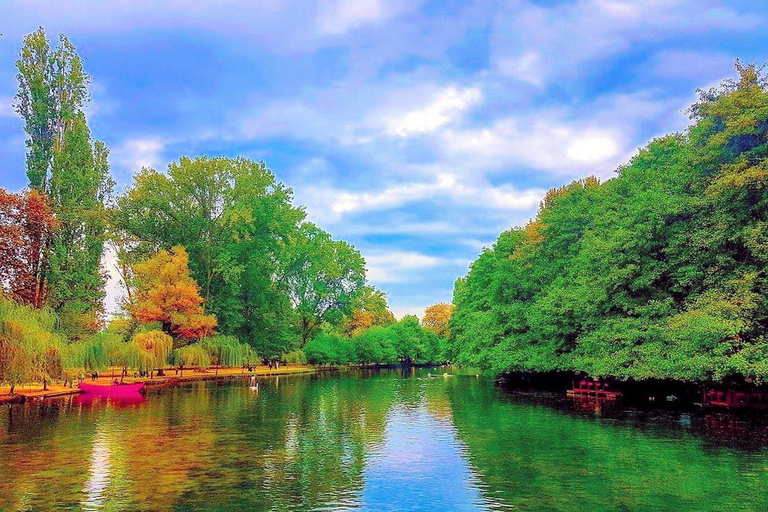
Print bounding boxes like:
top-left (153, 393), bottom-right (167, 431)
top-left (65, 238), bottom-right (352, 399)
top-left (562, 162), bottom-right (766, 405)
top-left (567, 380), bottom-right (622, 400)
top-left (79, 382), bottom-right (145, 396)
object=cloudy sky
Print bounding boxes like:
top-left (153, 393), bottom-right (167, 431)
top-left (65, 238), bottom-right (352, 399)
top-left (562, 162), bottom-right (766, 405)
top-left (1, 0), bottom-right (766, 318)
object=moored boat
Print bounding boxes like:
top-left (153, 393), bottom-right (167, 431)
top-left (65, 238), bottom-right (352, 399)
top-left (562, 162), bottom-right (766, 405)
top-left (567, 380), bottom-right (622, 399)
top-left (79, 382), bottom-right (145, 395)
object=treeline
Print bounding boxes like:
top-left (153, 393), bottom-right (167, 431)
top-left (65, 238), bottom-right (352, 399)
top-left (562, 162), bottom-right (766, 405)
top-left (304, 315), bottom-right (446, 366)
top-left (449, 63), bottom-right (768, 383)
top-left (0, 28), bottom-right (447, 391)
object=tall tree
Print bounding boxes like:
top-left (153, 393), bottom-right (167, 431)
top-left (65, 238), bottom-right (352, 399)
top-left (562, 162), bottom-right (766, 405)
top-left (340, 286), bottom-right (395, 337)
top-left (450, 63), bottom-right (768, 383)
top-left (15, 28), bottom-right (112, 330)
top-left (283, 223), bottom-right (367, 345)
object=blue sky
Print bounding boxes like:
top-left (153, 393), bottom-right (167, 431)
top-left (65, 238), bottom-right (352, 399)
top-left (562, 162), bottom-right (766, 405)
top-left (1, 0), bottom-right (766, 318)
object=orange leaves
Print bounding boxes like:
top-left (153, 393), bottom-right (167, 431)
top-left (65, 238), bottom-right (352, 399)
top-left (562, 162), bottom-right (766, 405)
top-left (131, 246), bottom-right (217, 340)
top-left (0, 188), bottom-right (56, 307)
top-left (422, 303), bottom-right (455, 338)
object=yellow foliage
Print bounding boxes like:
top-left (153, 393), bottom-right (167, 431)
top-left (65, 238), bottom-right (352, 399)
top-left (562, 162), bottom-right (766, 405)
top-left (132, 246), bottom-right (217, 340)
top-left (422, 303), bottom-right (455, 338)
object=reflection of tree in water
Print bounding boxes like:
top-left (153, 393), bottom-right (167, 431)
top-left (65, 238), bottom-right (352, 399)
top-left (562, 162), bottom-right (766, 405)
top-left (159, 373), bottom-right (398, 511)
top-left (445, 379), bottom-right (768, 512)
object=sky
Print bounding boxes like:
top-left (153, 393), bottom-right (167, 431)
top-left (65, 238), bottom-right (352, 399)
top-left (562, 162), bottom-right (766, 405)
top-left (1, 0), bottom-right (766, 318)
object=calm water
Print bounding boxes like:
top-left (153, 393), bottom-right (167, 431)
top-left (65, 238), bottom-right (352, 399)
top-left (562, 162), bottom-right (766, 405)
top-left (2, 369), bottom-right (768, 511)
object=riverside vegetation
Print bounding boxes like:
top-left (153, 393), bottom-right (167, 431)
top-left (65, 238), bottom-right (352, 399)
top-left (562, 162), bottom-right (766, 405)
top-left (4, 28), bottom-right (768, 393)
top-left (0, 29), bottom-right (449, 394)
top-left (449, 63), bottom-right (768, 384)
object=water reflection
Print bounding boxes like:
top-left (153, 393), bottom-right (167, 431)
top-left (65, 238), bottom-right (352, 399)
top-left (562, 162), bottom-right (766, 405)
top-left (2, 370), bottom-right (768, 511)
top-left (81, 423), bottom-right (111, 511)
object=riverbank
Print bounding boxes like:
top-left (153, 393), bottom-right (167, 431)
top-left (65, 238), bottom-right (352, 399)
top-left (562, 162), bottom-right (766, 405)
top-left (0, 365), bottom-right (320, 404)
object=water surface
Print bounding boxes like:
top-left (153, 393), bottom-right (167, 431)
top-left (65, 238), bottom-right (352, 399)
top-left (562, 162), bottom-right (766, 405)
top-left (2, 369), bottom-right (768, 511)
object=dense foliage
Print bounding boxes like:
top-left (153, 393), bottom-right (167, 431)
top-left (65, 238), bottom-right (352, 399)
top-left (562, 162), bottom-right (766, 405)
top-left (0, 28), bottom-right (394, 390)
top-left (114, 156), bottom-right (368, 359)
top-left (304, 315), bottom-right (446, 367)
top-left (15, 28), bottom-right (113, 337)
top-left (450, 64), bottom-right (768, 383)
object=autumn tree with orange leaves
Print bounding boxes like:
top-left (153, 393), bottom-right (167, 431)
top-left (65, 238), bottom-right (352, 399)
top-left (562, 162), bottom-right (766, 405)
top-left (422, 303), bottom-right (455, 338)
top-left (131, 246), bottom-right (217, 346)
top-left (0, 188), bottom-right (56, 307)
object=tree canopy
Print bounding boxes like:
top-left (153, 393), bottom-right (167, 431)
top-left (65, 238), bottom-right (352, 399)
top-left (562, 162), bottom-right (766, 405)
top-left (449, 63), bottom-right (768, 383)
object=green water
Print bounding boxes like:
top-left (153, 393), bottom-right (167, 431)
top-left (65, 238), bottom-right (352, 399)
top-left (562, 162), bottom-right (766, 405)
top-left (1, 369), bottom-right (768, 511)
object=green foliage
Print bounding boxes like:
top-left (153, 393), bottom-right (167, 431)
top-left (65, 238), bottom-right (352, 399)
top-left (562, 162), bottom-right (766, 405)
top-left (450, 63), bottom-right (768, 383)
top-left (15, 28), bottom-right (113, 334)
top-left (0, 295), bottom-right (66, 390)
top-left (115, 156), bottom-right (366, 359)
top-left (200, 335), bottom-right (250, 368)
top-left (281, 350), bottom-right (307, 365)
top-left (171, 345), bottom-right (211, 371)
top-left (303, 317), bottom-right (446, 367)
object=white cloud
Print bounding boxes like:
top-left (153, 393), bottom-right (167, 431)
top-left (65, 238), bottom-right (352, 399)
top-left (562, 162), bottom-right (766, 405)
top-left (491, 0), bottom-right (760, 88)
top-left (385, 86), bottom-right (482, 137)
top-left (110, 137), bottom-right (166, 174)
top-left (299, 174), bottom-right (544, 224)
top-left (391, 306), bottom-right (426, 320)
top-left (365, 250), bottom-right (467, 284)
top-left (566, 135), bottom-right (620, 163)
top-left (443, 117), bottom-right (623, 177)
top-left (317, 0), bottom-right (389, 35)
top-left (497, 52), bottom-right (545, 87)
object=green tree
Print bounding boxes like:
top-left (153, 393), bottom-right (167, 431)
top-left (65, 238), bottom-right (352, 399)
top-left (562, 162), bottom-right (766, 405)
top-left (15, 28), bottom-right (113, 333)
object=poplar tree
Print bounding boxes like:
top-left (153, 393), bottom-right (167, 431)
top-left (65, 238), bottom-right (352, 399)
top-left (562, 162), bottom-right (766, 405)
top-left (15, 28), bottom-right (113, 335)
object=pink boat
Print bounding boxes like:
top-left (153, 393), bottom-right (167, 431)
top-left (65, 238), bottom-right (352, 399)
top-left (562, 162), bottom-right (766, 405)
top-left (79, 382), bottom-right (145, 395)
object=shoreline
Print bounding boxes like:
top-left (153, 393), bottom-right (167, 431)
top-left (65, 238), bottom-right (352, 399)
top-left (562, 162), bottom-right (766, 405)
top-left (0, 365), bottom-right (325, 404)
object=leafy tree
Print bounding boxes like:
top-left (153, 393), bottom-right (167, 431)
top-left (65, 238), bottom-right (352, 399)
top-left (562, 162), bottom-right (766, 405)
top-left (450, 63), bottom-right (768, 383)
top-left (340, 286), bottom-right (395, 337)
top-left (0, 188), bottom-right (56, 307)
top-left (283, 223), bottom-right (366, 345)
top-left (15, 28), bottom-right (113, 333)
top-left (115, 157), bottom-right (304, 357)
top-left (171, 345), bottom-right (210, 376)
top-left (131, 246), bottom-right (217, 345)
top-left (126, 330), bottom-right (173, 376)
top-left (0, 295), bottom-right (65, 393)
top-left (422, 303), bottom-right (455, 338)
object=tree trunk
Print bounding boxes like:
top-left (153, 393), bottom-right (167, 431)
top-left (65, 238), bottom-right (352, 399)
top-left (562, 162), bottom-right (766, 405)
top-left (43, 378), bottom-right (47, 391)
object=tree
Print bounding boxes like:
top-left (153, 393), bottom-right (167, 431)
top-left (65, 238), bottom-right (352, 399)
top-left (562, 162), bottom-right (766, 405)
top-left (0, 295), bottom-right (64, 393)
top-left (284, 223), bottom-right (367, 345)
top-left (0, 188), bottom-right (56, 307)
top-left (422, 303), bottom-right (455, 338)
top-left (340, 287), bottom-right (395, 337)
top-left (126, 330), bottom-right (173, 377)
top-left (15, 28), bottom-right (113, 330)
top-left (131, 247), bottom-right (217, 345)
top-left (171, 345), bottom-right (210, 376)
top-left (449, 62), bottom-right (768, 383)
top-left (115, 157), bottom-right (305, 357)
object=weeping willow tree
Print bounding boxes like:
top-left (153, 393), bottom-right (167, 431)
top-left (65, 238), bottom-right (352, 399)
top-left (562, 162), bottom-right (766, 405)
top-left (0, 295), bottom-right (65, 392)
top-left (171, 345), bottom-right (210, 377)
top-left (126, 330), bottom-right (172, 378)
top-left (200, 335), bottom-right (249, 376)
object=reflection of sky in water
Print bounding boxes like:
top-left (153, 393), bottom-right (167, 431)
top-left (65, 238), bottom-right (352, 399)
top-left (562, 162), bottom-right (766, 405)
top-left (360, 401), bottom-right (506, 512)
top-left (81, 423), bottom-right (111, 511)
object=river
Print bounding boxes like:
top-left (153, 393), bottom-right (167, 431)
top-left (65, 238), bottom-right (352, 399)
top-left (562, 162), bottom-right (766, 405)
top-left (1, 368), bottom-right (767, 511)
